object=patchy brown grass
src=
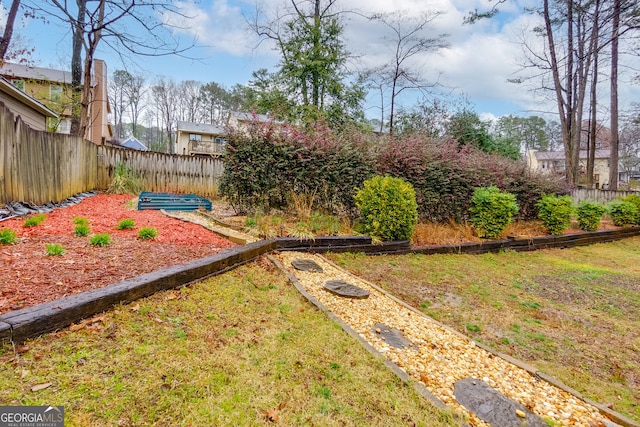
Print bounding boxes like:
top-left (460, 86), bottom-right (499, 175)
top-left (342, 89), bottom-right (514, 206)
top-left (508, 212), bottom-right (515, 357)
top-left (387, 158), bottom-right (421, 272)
top-left (0, 262), bottom-right (457, 427)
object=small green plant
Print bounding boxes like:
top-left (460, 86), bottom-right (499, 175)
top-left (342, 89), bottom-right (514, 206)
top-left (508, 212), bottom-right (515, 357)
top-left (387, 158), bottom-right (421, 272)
top-left (310, 212), bottom-right (341, 235)
top-left (23, 214), bottom-right (46, 228)
top-left (607, 200), bottom-right (638, 226)
top-left (108, 162), bottom-right (143, 195)
top-left (45, 243), bottom-right (65, 256)
top-left (354, 175), bottom-right (418, 241)
top-left (74, 224), bottom-right (91, 237)
top-left (117, 218), bottom-right (136, 230)
top-left (138, 227), bottom-right (158, 240)
top-left (73, 217), bottom-right (89, 226)
top-left (0, 229), bottom-right (16, 245)
top-left (469, 186), bottom-right (519, 239)
top-left (465, 323), bottom-right (482, 333)
top-left (537, 194), bottom-right (574, 235)
top-left (90, 233), bottom-right (112, 247)
top-left (576, 201), bottom-right (606, 231)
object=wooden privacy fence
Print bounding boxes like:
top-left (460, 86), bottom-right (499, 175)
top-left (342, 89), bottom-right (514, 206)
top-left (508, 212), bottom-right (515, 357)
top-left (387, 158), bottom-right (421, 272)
top-left (96, 146), bottom-right (223, 199)
top-left (0, 106), bottom-right (97, 205)
top-left (571, 188), bottom-right (640, 204)
top-left (1, 103), bottom-right (224, 205)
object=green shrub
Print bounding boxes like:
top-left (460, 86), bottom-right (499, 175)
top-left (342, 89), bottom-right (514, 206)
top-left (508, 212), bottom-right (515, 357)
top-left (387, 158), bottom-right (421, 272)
top-left (607, 200), bottom-right (638, 226)
top-left (73, 217), bottom-right (89, 226)
top-left (620, 195), bottom-right (640, 225)
top-left (23, 214), bottom-right (46, 227)
top-left (117, 218), bottom-right (136, 230)
top-left (575, 201), bottom-right (606, 231)
top-left (537, 194), bottom-right (574, 235)
top-left (74, 224), bottom-right (91, 237)
top-left (0, 229), bottom-right (16, 245)
top-left (90, 233), bottom-right (112, 247)
top-left (354, 175), bottom-right (418, 241)
top-left (469, 186), bottom-right (519, 238)
top-left (45, 243), bottom-right (65, 256)
top-left (138, 227), bottom-right (158, 240)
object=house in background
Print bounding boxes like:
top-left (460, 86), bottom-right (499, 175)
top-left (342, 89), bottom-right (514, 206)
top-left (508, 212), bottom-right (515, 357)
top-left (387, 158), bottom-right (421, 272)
top-left (227, 111), bottom-right (280, 133)
top-left (120, 136), bottom-right (148, 151)
top-left (527, 149), bottom-right (611, 189)
top-left (0, 76), bottom-right (58, 131)
top-left (0, 60), bottom-right (112, 145)
top-left (175, 121), bottom-right (227, 157)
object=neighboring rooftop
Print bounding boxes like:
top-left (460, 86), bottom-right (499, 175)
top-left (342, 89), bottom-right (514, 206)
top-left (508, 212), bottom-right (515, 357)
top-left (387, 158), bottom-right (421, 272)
top-left (120, 136), bottom-right (148, 151)
top-left (177, 121), bottom-right (227, 134)
top-left (535, 149), bottom-right (610, 160)
top-left (0, 62), bottom-right (92, 86)
top-left (0, 76), bottom-right (58, 118)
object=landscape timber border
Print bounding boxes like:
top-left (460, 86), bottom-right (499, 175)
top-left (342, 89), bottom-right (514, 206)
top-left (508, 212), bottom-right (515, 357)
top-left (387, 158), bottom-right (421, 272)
top-left (2, 228), bottom-right (640, 426)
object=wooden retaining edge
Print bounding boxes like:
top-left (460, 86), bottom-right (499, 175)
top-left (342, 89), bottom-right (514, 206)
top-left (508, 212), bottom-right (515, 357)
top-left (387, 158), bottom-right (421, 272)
top-left (0, 240), bottom-right (277, 344)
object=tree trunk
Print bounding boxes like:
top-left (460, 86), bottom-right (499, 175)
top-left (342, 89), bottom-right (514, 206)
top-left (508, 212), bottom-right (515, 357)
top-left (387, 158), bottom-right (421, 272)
top-left (609, 0), bottom-right (620, 190)
top-left (0, 0), bottom-right (21, 62)
top-left (70, 0), bottom-right (87, 136)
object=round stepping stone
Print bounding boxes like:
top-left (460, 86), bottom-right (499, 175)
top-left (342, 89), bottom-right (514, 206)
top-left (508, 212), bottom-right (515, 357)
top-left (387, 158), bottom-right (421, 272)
top-left (323, 280), bottom-right (370, 299)
top-left (372, 323), bottom-right (417, 350)
top-left (291, 259), bottom-right (324, 273)
top-left (454, 378), bottom-right (547, 427)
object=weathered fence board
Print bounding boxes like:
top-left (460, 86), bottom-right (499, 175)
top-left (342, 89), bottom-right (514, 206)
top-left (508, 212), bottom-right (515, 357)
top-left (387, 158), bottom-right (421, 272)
top-left (572, 188), bottom-right (640, 204)
top-left (0, 102), bottom-right (224, 205)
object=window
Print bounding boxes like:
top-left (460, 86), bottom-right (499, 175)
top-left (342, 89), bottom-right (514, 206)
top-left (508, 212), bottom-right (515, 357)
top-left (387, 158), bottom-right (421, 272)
top-left (58, 119), bottom-right (70, 134)
top-left (50, 85), bottom-right (63, 103)
top-left (12, 80), bottom-right (25, 91)
top-left (189, 133), bottom-right (202, 141)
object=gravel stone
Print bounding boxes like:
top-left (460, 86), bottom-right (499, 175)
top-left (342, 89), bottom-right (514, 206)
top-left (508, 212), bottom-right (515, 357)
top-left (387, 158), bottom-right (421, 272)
top-left (275, 251), bottom-right (615, 427)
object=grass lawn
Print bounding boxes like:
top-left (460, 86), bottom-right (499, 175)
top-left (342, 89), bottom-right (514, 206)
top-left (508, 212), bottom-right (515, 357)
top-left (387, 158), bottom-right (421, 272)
top-left (0, 261), bottom-right (457, 427)
top-left (328, 236), bottom-right (640, 423)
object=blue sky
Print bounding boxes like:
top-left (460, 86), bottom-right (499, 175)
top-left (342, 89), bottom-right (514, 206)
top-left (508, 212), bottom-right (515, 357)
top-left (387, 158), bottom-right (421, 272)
top-left (4, 0), bottom-right (639, 122)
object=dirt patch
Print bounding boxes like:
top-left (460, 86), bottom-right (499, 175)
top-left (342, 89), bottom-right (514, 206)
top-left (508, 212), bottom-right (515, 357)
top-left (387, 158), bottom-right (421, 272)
top-left (0, 194), bottom-right (236, 314)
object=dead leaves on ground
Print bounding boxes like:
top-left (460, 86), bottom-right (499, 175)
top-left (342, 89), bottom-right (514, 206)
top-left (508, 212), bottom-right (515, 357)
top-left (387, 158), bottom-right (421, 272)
top-left (262, 402), bottom-right (286, 422)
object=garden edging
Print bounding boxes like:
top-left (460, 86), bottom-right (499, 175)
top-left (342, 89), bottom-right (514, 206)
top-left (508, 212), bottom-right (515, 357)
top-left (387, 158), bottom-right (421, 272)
top-left (2, 227), bottom-right (640, 345)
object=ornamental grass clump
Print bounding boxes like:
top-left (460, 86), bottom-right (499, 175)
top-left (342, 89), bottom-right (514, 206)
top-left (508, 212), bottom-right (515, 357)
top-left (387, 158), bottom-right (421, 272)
top-left (0, 229), bottom-right (16, 245)
top-left (469, 186), bottom-right (519, 239)
top-left (45, 243), bottom-right (65, 256)
top-left (74, 224), bottom-right (91, 237)
top-left (537, 194), bottom-right (574, 235)
top-left (576, 201), bottom-right (606, 231)
top-left (117, 218), bottom-right (136, 230)
top-left (354, 175), bottom-right (418, 241)
top-left (607, 200), bottom-right (638, 226)
top-left (138, 227), bottom-right (158, 240)
top-left (23, 214), bottom-right (46, 228)
top-left (90, 233), bottom-right (112, 247)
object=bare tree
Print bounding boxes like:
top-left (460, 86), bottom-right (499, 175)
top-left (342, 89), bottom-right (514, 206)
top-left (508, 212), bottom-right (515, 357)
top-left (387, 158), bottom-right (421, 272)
top-left (109, 70), bottom-right (128, 139)
top-left (177, 80), bottom-right (202, 123)
top-left (366, 10), bottom-right (449, 135)
top-left (151, 77), bottom-right (178, 153)
top-left (25, 0), bottom-right (194, 138)
top-left (124, 72), bottom-right (145, 138)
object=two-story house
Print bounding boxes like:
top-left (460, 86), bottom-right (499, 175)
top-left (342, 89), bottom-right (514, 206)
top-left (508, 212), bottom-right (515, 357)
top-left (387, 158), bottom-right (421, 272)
top-left (0, 60), bottom-right (112, 145)
top-left (526, 149), bottom-right (611, 189)
top-left (175, 121), bottom-right (227, 157)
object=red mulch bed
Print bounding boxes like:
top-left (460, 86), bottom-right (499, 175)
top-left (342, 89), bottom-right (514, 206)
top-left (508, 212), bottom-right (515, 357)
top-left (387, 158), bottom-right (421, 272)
top-left (0, 194), bottom-right (236, 315)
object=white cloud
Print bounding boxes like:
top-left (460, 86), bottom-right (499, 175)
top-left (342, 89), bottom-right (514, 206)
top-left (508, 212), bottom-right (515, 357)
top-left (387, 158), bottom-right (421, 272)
top-left (161, 0), bottom-right (255, 56)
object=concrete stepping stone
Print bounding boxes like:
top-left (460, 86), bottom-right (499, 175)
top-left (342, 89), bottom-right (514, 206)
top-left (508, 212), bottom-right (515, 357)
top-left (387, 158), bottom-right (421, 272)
top-left (372, 323), bottom-right (417, 350)
top-left (454, 378), bottom-right (547, 427)
top-left (323, 280), bottom-right (370, 299)
top-left (291, 259), bottom-right (324, 273)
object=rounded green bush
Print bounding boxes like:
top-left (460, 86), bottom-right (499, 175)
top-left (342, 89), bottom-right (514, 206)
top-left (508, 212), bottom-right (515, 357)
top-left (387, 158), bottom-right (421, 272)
top-left (353, 175), bottom-right (418, 241)
top-left (469, 186), bottom-right (519, 239)
top-left (620, 195), bottom-right (640, 225)
top-left (607, 200), bottom-right (638, 226)
top-left (537, 194), bottom-right (574, 235)
top-left (0, 228), bottom-right (16, 245)
top-left (117, 218), bottom-right (136, 230)
top-left (576, 201), bottom-right (606, 231)
top-left (90, 233), bottom-right (112, 247)
top-left (138, 227), bottom-right (158, 240)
